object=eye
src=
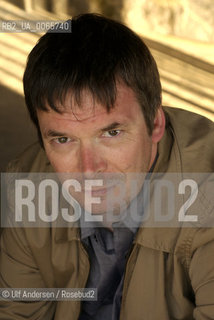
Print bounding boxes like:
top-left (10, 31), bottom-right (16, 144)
top-left (55, 137), bottom-right (70, 144)
top-left (102, 130), bottom-right (121, 137)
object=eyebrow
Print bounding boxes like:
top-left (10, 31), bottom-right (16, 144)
top-left (44, 122), bottom-right (127, 138)
top-left (100, 122), bottom-right (126, 132)
top-left (45, 130), bottom-right (68, 138)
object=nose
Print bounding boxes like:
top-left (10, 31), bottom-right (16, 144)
top-left (79, 144), bottom-right (107, 177)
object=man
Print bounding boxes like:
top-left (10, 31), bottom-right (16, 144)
top-left (0, 13), bottom-right (214, 320)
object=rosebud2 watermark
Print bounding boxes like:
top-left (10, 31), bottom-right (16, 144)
top-left (1, 172), bottom-right (214, 228)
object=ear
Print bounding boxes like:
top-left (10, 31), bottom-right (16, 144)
top-left (151, 107), bottom-right (165, 143)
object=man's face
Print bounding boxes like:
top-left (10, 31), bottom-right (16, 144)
top-left (37, 84), bottom-right (164, 220)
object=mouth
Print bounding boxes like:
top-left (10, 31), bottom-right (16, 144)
top-left (83, 185), bottom-right (116, 197)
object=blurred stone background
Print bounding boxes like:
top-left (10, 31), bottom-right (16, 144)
top-left (9, 0), bottom-right (214, 42)
top-left (0, 0), bottom-right (214, 172)
top-left (125, 0), bottom-right (214, 42)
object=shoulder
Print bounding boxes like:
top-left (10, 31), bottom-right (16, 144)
top-left (6, 142), bottom-right (53, 173)
top-left (163, 107), bottom-right (214, 172)
top-left (163, 106), bottom-right (214, 129)
top-left (163, 107), bottom-right (214, 143)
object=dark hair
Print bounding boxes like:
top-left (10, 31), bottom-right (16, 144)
top-left (23, 13), bottom-right (161, 142)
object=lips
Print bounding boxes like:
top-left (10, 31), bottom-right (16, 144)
top-left (83, 185), bottom-right (116, 197)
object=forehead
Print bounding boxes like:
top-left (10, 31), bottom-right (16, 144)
top-left (48, 84), bottom-right (142, 120)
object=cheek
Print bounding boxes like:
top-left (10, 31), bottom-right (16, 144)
top-left (44, 142), bottom-right (81, 173)
top-left (110, 141), bottom-right (151, 172)
top-left (45, 148), bottom-right (70, 173)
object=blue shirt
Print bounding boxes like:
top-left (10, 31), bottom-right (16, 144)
top-left (78, 188), bottom-right (146, 320)
top-left (78, 159), bottom-right (157, 319)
